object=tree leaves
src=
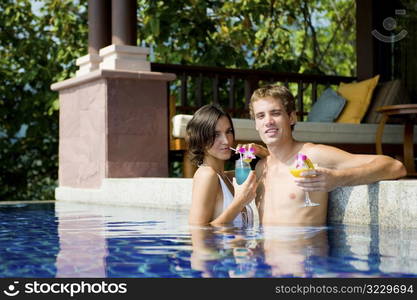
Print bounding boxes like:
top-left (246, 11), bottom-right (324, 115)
top-left (0, 0), bottom-right (87, 200)
top-left (138, 0), bottom-right (355, 75)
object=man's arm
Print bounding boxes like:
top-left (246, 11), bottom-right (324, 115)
top-left (295, 144), bottom-right (407, 191)
top-left (330, 154), bottom-right (406, 186)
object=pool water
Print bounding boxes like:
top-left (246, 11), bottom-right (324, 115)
top-left (1, 201), bottom-right (417, 278)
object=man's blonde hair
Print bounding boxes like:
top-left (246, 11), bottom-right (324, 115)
top-left (249, 85), bottom-right (296, 118)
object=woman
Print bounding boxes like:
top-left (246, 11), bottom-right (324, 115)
top-left (186, 104), bottom-right (264, 226)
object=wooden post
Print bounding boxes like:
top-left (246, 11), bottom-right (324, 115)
top-left (356, 0), bottom-right (375, 80)
top-left (111, 0), bottom-right (137, 45)
top-left (88, 0), bottom-right (111, 54)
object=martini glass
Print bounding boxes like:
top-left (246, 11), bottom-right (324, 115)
top-left (289, 167), bottom-right (320, 207)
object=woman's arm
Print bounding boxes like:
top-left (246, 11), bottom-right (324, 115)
top-left (189, 167), bottom-right (258, 226)
top-left (210, 171), bottom-right (257, 226)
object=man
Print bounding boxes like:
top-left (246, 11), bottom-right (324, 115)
top-left (250, 85), bottom-right (406, 226)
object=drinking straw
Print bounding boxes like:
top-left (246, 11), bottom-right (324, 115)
top-left (229, 147), bottom-right (243, 164)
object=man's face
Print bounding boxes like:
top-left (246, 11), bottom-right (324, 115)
top-left (252, 96), bottom-right (296, 146)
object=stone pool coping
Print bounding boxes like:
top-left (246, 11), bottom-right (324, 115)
top-left (55, 178), bottom-right (417, 229)
top-left (0, 200), bottom-right (56, 205)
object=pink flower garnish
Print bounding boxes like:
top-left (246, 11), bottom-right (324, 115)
top-left (237, 147), bottom-right (256, 162)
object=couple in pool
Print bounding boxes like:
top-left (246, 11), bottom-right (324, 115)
top-left (186, 84), bottom-right (406, 227)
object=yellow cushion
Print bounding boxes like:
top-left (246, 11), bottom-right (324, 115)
top-left (336, 75), bottom-right (380, 123)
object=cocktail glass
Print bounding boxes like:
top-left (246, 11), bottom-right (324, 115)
top-left (289, 167), bottom-right (320, 207)
top-left (235, 158), bottom-right (251, 185)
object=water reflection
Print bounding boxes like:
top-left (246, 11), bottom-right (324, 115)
top-left (189, 225), bottom-right (329, 277)
top-left (262, 226), bottom-right (328, 277)
top-left (189, 226), bottom-right (259, 277)
top-left (329, 224), bottom-right (417, 276)
top-left (55, 209), bottom-right (108, 277)
top-left (54, 201), bottom-right (190, 278)
top-left (49, 202), bottom-right (417, 278)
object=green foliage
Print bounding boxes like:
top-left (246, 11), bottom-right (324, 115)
top-left (139, 0), bottom-right (356, 120)
top-left (0, 0), bottom-right (87, 200)
top-left (138, 0), bottom-right (356, 76)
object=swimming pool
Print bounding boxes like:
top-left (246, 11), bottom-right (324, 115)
top-left (1, 201), bottom-right (417, 278)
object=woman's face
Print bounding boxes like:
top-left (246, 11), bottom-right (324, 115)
top-left (205, 116), bottom-right (234, 161)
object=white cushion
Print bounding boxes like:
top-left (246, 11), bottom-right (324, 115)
top-left (172, 114), bottom-right (417, 144)
top-left (172, 114), bottom-right (259, 142)
top-left (294, 122), bottom-right (417, 144)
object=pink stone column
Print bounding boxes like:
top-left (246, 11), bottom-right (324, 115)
top-left (51, 70), bottom-right (176, 189)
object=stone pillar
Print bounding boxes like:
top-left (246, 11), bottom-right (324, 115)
top-left (51, 70), bottom-right (175, 189)
top-left (54, 0), bottom-right (176, 191)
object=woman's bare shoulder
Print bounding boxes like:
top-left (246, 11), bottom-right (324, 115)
top-left (191, 167), bottom-right (220, 204)
top-left (193, 166), bottom-right (219, 181)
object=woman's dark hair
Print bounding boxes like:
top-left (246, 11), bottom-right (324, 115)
top-left (186, 104), bottom-right (235, 166)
